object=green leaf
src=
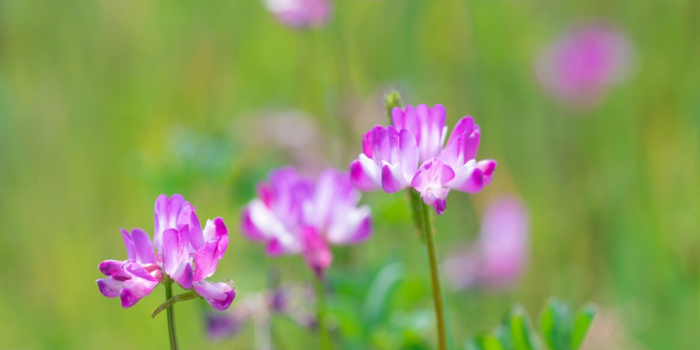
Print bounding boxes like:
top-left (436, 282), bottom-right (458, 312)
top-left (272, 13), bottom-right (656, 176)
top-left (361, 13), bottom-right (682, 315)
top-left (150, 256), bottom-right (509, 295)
top-left (508, 307), bottom-right (542, 350)
top-left (571, 303), bottom-right (597, 350)
top-left (466, 333), bottom-right (507, 350)
top-left (151, 291), bottom-right (198, 318)
top-left (539, 298), bottom-right (557, 350)
top-left (362, 262), bottom-right (405, 325)
top-left (539, 297), bottom-right (573, 350)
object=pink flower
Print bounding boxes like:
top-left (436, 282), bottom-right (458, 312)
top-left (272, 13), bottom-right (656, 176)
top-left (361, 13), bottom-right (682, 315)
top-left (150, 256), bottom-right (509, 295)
top-left (535, 21), bottom-right (634, 109)
top-left (242, 167), bottom-right (372, 278)
top-left (349, 125), bottom-right (419, 193)
top-left (410, 159), bottom-right (454, 215)
top-left (264, 0), bottom-right (331, 28)
top-left (97, 195), bottom-right (235, 311)
top-left (443, 196), bottom-right (529, 290)
top-left (350, 105), bottom-right (497, 214)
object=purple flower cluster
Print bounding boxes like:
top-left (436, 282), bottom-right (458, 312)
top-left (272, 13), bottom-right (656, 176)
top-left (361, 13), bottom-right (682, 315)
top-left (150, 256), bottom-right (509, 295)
top-left (241, 167), bottom-right (372, 278)
top-left (264, 0), bottom-right (331, 28)
top-left (350, 104), bottom-right (497, 214)
top-left (535, 21), bottom-right (634, 109)
top-left (97, 194), bottom-right (236, 310)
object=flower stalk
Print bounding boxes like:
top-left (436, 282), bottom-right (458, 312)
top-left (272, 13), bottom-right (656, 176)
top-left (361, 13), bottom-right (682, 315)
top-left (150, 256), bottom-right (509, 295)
top-left (164, 282), bottom-right (179, 350)
top-left (314, 277), bottom-right (331, 350)
top-left (415, 195), bottom-right (447, 350)
top-left (408, 188), bottom-right (427, 242)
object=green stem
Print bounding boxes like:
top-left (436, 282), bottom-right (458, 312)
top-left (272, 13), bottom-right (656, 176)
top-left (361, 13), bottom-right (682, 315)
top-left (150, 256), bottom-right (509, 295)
top-left (418, 198), bottom-right (447, 350)
top-left (314, 277), bottom-right (331, 350)
top-left (407, 188), bottom-right (426, 243)
top-left (164, 282), bottom-right (179, 350)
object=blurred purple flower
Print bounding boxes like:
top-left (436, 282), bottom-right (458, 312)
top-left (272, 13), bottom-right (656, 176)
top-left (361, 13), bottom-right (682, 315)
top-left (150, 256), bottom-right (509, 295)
top-left (265, 0), bottom-right (331, 28)
top-left (350, 105), bottom-right (496, 214)
top-left (535, 21), bottom-right (634, 109)
top-left (207, 311), bottom-right (247, 340)
top-left (443, 196), bottom-right (529, 290)
top-left (97, 194), bottom-right (235, 310)
top-left (206, 285), bottom-right (317, 343)
top-left (242, 167), bottom-right (372, 278)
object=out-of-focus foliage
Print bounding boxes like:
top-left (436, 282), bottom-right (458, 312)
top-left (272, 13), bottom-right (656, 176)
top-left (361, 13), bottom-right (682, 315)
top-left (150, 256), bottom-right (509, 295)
top-left (329, 262), bottom-right (433, 350)
top-left (466, 299), bottom-right (597, 350)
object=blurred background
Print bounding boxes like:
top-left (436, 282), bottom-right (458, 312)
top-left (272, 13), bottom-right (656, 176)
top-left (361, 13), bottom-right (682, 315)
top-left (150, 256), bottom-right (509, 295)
top-left (1, 0), bottom-right (699, 348)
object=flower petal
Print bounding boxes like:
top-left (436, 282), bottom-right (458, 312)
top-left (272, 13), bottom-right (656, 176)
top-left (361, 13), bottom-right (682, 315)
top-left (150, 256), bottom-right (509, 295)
top-left (411, 159), bottom-right (455, 215)
top-left (154, 194), bottom-right (186, 251)
top-left (179, 203), bottom-right (203, 251)
top-left (121, 228), bottom-right (155, 265)
top-left (194, 281), bottom-right (236, 311)
top-left (350, 155), bottom-right (382, 191)
top-left (99, 259), bottom-right (126, 277)
top-left (193, 234), bottom-right (229, 281)
top-left (398, 129), bottom-right (420, 181)
top-left (202, 217), bottom-right (228, 244)
top-left (326, 205), bottom-right (372, 245)
top-left (173, 262), bottom-right (193, 290)
top-left (97, 278), bottom-right (124, 298)
top-left (445, 116), bottom-right (476, 147)
top-left (381, 163), bottom-right (408, 193)
top-left (162, 227), bottom-right (193, 288)
top-left (439, 127), bottom-right (481, 169)
top-left (302, 227), bottom-right (332, 279)
top-left (447, 163), bottom-right (484, 193)
top-left (240, 200), bottom-right (269, 241)
top-left (120, 278), bottom-right (159, 308)
top-left (393, 104), bottom-right (447, 162)
top-left (476, 159), bottom-right (497, 187)
top-left (241, 199), bottom-right (302, 255)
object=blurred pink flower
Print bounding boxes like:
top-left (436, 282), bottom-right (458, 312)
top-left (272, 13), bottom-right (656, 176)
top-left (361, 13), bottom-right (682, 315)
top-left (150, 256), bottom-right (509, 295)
top-left (97, 194), bottom-right (235, 310)
top-left (443, 196), bottom-right (529, 290)
top-left (242, 167), bottom-right (372, 278)
top-left (350, 104), bottom-right (496, 215)
top-left (535, 22), bottom-right (634, 109)
top-left (264, 0), bottom-right (331, 28)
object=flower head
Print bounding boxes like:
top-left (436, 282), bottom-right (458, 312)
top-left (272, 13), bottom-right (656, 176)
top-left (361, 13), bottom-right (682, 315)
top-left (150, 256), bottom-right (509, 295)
top-left (242, 167), bottom-right (372, 278)
top-left (535, 21), bottom-right (634, 109)
top-left (350, 104), bottom-right (497, 214)
top-left (265, 0), bottom-right (331, 28)
top-left (97, 194), bottom-right (235, 311)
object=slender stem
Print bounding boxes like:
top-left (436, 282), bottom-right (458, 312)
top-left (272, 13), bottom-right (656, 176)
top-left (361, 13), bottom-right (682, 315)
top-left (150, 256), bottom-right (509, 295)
top-left (314, 277), bottom-right (331, 350)
top-left (419, 200), bottom-right (447, 350)
top-left (164, 282), bottom-right (179, 350)
top-left (407, 188), bottom-right (426, 243)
